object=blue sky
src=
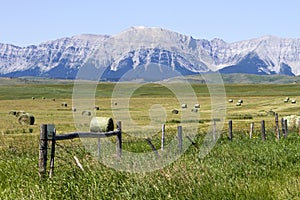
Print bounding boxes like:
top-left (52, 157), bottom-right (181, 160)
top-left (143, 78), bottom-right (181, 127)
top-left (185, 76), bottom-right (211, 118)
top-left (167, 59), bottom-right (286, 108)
top-left (1, 0), bottom-right (299, 46)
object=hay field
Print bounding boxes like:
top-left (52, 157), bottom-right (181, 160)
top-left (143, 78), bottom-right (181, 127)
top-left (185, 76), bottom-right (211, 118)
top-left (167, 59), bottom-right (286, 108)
top-left (0, 80), bottom-right (300, 199)
top-left (0, 82), bottom-right (299, 136)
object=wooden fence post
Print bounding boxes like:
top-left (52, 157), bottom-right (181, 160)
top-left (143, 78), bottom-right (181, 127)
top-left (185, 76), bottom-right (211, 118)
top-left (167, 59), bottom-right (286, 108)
top-left (281, 118), bottom-right (286, 139)
top-left (49, 128), bottom-right (56, 178)
top-left (275, 113), bottom-right (280, 140)
top-left (161, 124), bottom-right (165, 151)
top-left (177, 126), bottom-right (182, 152)
top-left (116, 121), bottom-right (122, 158)
top-left (284, 119), bottom-right (288, 137)
top-left (261, 120), bottom-right (266, 141)
top-left (228, 120), bottom-right (233, 141)
top-left (38, 124), bottom-right (48, 178)
top-left (250, 122), bottom-right (254, 139)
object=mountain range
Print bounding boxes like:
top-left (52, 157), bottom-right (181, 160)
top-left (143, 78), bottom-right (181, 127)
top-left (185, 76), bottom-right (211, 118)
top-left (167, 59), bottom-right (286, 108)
top-left (1, 26), bottom-right (299, 81)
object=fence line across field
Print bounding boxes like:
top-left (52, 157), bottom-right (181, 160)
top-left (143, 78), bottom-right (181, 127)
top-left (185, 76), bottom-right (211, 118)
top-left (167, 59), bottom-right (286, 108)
top-left (38, 121), bottom-right (186, 179)
top-left (38, 112), bottom-right (300, 179)
top-left (226, 113), bottom-right (300, 141)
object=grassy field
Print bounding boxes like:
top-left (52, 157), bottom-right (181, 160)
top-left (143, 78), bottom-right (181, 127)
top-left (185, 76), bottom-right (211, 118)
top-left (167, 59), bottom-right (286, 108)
top-left (0, 79), bottom-right (300, 199)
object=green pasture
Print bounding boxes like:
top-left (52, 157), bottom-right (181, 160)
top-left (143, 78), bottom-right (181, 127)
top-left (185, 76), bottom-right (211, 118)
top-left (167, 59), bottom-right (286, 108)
top-left (0, 80), bottom-right (299, 199)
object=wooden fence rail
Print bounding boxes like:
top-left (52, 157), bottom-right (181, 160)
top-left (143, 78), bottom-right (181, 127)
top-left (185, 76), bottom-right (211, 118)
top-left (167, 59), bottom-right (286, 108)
top-left (39, 121), bottom-right (122, 179)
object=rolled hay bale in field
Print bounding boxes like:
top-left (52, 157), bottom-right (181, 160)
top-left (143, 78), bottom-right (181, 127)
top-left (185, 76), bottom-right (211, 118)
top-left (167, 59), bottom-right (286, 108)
top-left (172, 109), bottom-right (179, 114)
top-left (82, 110), bottom-right (92, 116)
top-left (18, 113), bottom-right (35, 125)
top-left (9, 110), bottom-right (17, 116)
top-left (32, 97), bottom-right (35, 100)
top-left (236, 102), bottom-right (241, 106)
top-left (181, 104), bottom-right (187, 108)
top-left (113, 102), bottom-right (117, 106)
top-left (291, 99), bottom-right (296, 104)
top-left (52, 98), bottom-right (56, 101)
top-left (90, 117), bottom-right (114, 132)
top-left (191, 108), bottom-right (198, 112)
top-left (61, 102), bottom-right (68, 107)
top-left (72, 107), bottom-right (77, 112)
top-left (284, 115), bottom-right (300, 129)
top-left (238, 99), bottom-right (243, 103)
top-left (94, 106), bottom-right (100, 110)
top-left (16, 111), bottom-right (26, 117)
top-left (228, 99), bottom-right (233, 103)
top-left (284, 99), bottom-right (289, 103)
top-left (42, 97), bottom-right (46, 100)
top-left (194, 104), bottom-right (200, 108)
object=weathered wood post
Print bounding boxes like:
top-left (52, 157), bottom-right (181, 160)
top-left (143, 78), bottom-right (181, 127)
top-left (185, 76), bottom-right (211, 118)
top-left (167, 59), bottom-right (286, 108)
top-left (281, 118), bottom-right (286, 139)
top-left (161, 124), bottom-right (165, 151)
top-left (250, 122), bottom-right (254, 139)
top-left (116, 121), bottom-right (122, 158)
top-left (49, 127), bottom-right (56, 178)
top-left (38, 124), bottom-right (48, 178)
top-left (177, 126), bottom-right (182, 152)
top-left (275, 113), bottom-right (280, 140)
top-left (228, 120), bottom-right (233, 141)
top-left (261, 120), bottom-right (266, 141)
top-left (284, 119), bottom-right (288, 137)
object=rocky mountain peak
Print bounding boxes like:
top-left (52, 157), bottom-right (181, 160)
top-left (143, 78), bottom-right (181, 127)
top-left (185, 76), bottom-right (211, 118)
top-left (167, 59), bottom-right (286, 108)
top-left (0, 27), bottom-right (299, 80)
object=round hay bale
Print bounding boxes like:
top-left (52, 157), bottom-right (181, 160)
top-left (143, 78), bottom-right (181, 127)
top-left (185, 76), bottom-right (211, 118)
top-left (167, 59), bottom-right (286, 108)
top-left (238, 99), bottom-right (243, 103)
top-left (32, 97), bottom-right (35, 100)
top-left (113, 102), bottom-right (117, 106)
top-left (52, 98), bottom-right (56, 101)
top-left (72, 107), bottom-right (77, 112)
top-left (81, 110), bottom-right (91, 116)
top-left (94, 106), bottom-right (100, 110)
top-left (18, 113), bottom-right (35, 125)
top-left (9, 110), bottom-right (17, 116)
top-left (284, 115), bottom-right (300, 128)
top-left (61, 102), bottom-right (68, 107)
top-left (291, 99), bottom-right (296, 104)
top-left (286, 97), bottom-right (290, 101)
top-left (191, 108), bottom-right (198, 113)
top-left (284, 99), bottom-right (289, 103)
top-left (42, 97), bottom-right (46, 100)
top-left (236, 102), bottom-right (241, 106)
top-left (16, 111), bottom-right (26, 117)
top-left (194, 104), bottom-right (200, 108)
top-left (90, 117), bottom-right (114, 132)
top-left (228, 99), bottom-right (233, 103)
top-left (172, 109), bottom-right (179, 114)
top-left (181, 104), bottom-right (187, 109)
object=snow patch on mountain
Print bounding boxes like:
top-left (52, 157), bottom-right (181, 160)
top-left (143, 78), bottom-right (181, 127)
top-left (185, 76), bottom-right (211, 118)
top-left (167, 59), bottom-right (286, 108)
top-left (0, 27), bottom-right (300, 80)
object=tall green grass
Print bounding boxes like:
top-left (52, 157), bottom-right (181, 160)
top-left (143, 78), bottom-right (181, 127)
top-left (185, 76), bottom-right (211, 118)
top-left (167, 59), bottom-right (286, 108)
top-left (0, 131), bottom-right (299, 199)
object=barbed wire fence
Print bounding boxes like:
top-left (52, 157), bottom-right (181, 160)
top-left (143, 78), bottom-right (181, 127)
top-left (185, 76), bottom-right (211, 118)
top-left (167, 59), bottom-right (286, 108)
top-left (1, 114), bottom-right (300, 178)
